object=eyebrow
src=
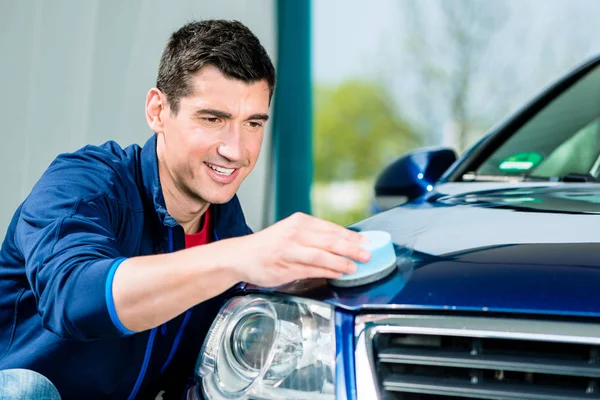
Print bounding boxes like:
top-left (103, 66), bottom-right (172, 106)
top-left (195, 108), bottom-right (269, 122)
top-left (195, 109), bottom-right (232, 119)
top-left (247, 113), bottom-right (269, 122)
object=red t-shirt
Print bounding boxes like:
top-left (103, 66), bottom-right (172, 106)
top-left (185, 208), bottom-right (212, 248)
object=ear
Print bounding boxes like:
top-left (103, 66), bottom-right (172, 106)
top-left (145, 88), bottom-right (167, 133)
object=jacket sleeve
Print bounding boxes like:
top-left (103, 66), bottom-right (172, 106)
top-left (15, 152), bottom-right (137, 340)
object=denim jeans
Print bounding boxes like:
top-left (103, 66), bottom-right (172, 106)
top-left (0, 369), bottom-right (61, 400)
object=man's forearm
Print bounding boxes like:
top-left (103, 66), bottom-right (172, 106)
top-left (112, 238), bottom-right (243, 332)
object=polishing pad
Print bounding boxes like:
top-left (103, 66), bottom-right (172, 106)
top-left (329, 230), bottom-right (397, 288)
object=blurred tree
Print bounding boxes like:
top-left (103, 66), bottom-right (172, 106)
top-left (402, 0), bottom-right (507, 152)
top-left (313, 80), bottom-right (418, 182)
top-left (396, 0), bottom-right (600, 154)
top-left (312, 80), bottom-right (418, 226)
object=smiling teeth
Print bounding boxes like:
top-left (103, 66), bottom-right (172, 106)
top-left (207, 163), bottom-right (234, 176)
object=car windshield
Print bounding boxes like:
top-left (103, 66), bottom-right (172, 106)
top-left (465, 63), bottom-right (600, 182)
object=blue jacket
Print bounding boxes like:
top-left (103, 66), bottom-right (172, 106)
top-left (0, 135), bottom-right (252, 399)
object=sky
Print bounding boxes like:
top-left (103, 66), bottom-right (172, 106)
top-left (312, 0), bottom-right (600, 84)
top-left (312, 0), bottom-right (403, 83)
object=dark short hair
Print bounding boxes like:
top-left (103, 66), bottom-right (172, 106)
top-left (157, 20), bottom-right (276, 114)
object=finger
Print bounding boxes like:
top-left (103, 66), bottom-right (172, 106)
top-left (287, 264), bottom-right (345, 281)
top-left (295, 213), bottom-right (366, 243)
top-left (289, 245), bottom-right (358, 275)
top-left (295, 230), bottom-right (371, 263)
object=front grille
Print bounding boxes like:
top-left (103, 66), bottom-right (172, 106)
top-left (355, 316), bottom-right (600, 400)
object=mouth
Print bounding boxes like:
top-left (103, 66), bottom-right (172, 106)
top-left (205, 162), bottom-right (235, 176)
top-left (204, 162), bottom-right (240, 184)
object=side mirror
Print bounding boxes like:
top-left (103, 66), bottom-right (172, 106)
top-left (373, 147), bottom-right (457, 212)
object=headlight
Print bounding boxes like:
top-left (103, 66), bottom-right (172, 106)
top-left (197, 295), bottom-right (335, 399)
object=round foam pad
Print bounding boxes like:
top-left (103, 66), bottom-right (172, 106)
top-left (329, 230), bottom-right (397, 288)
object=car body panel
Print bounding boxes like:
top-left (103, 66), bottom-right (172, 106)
top-left (334, 310), bottom-right (357, 400)
top-left (245, 183), bottom-right (600, 318)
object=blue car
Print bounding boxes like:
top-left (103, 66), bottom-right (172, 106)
top-left (192, 54), bottom-right (600, 400)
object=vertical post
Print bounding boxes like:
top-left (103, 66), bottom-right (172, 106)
top-left (272, 0), bottom-right (313, 221)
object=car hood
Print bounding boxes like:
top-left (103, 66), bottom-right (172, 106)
top-left (246, 183), bottom-right (600, 318)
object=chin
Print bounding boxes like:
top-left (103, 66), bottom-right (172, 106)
top-left (202, 191), bottom-right (237, 205)
top-left (208, 197), bottom-right (234, 205)
top-left (191, 177), bottom-right (242, 205)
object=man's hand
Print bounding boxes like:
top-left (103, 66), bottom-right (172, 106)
top-left (113, 213), bottom-right (370, 332)
top-left (231, 212), bottom-right (371, 287)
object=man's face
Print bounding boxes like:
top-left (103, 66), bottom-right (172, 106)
top-left (155, 65), bottom-right (270, 205)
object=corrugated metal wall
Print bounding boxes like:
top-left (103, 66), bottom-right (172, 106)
top-left (0, 0), bottom-right (276, 238)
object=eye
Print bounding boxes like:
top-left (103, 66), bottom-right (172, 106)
top-left (247, 121), bottom-right (263, 129)
top-left (202, 117), bottom-right (221, 124)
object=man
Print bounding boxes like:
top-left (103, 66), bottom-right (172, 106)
top-left (0, 20), bottom-right (369, 399)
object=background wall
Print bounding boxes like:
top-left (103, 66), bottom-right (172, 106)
top-left (0, 0), bottom-right (276, 238)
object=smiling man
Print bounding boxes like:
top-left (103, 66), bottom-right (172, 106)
top-left (0, 20), bottom-right (369, 399)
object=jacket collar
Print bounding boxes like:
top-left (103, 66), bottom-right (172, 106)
top-left (139, 135), bottom-right (252, 240)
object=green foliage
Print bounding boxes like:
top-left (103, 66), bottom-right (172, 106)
top-left (313, 80), bottom-right (418, 182)
top-left (312, 80), bottom-right (419, 225)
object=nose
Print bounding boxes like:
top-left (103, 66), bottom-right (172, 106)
top-left (217, 124), bottom-right (244, 162)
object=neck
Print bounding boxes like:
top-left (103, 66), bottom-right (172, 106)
top-left (156, 140), bottom-right (209, 234)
